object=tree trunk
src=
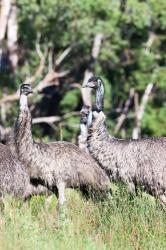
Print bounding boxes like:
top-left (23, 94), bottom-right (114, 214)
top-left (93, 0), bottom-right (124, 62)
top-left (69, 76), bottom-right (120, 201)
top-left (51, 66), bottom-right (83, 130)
top-left (7, 0), bottom-right (18, 72)
top-left (0, 0), bottom-right (12, 68)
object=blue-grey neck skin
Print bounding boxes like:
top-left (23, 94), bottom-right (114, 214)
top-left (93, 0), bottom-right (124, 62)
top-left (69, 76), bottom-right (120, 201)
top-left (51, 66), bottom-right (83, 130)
top-left (87, 110), bottom-right (93, 128)
top-left (20, 94), bottom-right (28, 110)
top-left (96, 80), bottom-right (104, 111)
top-left (80, 123), bottom-right (88, 138)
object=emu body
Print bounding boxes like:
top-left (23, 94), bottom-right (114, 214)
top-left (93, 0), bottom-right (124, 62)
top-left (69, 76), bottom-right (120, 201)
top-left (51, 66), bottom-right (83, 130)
top-left (0, 143), bottom-right (30, 198)
top-left (13, 84), bottom-right (110, 208)
top-left (85, 76), bottom-right (166, 205)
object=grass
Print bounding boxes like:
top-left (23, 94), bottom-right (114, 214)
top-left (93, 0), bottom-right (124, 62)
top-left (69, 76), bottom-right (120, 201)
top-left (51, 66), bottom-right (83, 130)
top-left (0, 185), bottom-right (165, 250)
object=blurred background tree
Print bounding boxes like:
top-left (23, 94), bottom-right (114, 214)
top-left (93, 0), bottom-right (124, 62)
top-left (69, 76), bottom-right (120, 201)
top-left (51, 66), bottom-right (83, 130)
top-left (0, 0), bottom-right (166, 143)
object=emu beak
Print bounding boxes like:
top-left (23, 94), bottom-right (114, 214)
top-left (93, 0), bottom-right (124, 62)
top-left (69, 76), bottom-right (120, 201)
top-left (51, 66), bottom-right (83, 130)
top-left (29, 88), bottom-right (33, 94)
top-left (27, 86), bottom-right (33, 94)
top-left (82, 80), bottom-right (97, 88)
top-left (82, 82), bottom-right (87, 88)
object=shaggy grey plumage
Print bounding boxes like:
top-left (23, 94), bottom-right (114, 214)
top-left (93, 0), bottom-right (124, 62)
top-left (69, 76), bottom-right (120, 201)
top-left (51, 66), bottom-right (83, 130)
top-left (85, 76), bottom-right (166, 205)
top-left (78, 105), bottom-right (92, 153)
top-left (13, 84), bottom-right (110, 208)
top-left (0, 143), bottom-right (30, 198)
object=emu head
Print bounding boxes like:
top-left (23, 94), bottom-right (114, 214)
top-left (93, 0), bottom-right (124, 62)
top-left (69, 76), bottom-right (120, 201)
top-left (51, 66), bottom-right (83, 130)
top-left (85, 76), bottom-right (103, 89)
top-left (84, 76), bottom-right (104, 112)
top-left (20, 84), bottom-right (33, 96)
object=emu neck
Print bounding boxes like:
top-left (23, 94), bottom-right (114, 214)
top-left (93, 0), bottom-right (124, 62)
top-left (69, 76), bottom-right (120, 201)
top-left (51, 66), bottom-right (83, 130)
top-left (14, 104), bottom-right (34, 163)
top-left (80, 123), bottom-right (88, 138)
top-left (87, 110), bottom-right (93, 128)
top-left (96, 83), bottom-right (104, 111)
top-left (89, 118), bottom-right (110, 142)
top-left (20, 94), bottom-right (28, 110)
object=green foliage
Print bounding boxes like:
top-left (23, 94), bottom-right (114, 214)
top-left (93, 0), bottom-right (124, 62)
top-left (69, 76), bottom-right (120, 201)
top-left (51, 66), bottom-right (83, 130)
top-left (1, 0), bottom-right (166, 141)
top-left (60, 89), bottom-right (80, 113)
top-left (1, 3), bottom-right (166, 248)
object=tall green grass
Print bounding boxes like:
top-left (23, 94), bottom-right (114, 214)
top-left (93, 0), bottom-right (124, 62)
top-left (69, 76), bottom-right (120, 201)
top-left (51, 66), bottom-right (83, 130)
top-left (0, 186), bottom-right (165, 250)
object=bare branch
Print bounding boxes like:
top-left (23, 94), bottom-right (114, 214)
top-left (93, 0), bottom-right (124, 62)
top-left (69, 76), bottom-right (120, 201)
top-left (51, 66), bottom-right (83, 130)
top-left (114, 88), bottom-right (135, 134)
top-left (132, 83), bottom-right (154, 139)
top-left (33, 70), bottom-right (69, 92)
top-left (48, 48), bottom-right (53, 72)
top-left (0, 110), bottom-right (80, 142)
top-left (35, 34), bottom-right (45, 60)
top-left (24, 42), bottom-right (47, 85)
top-left (144, 31), bottom-right (157, 54)
top-left (69, 83), bottom-right (81, 89)
top-left (0, 69), bottom-right (69, 105)
top-left (32, 116), bottom-right (61, 124)
top-left (0, 90), bottom-right (20, 105)
top-left (55, 46), bottom-right (72, 66)
top-left (32, 111), bottom-right (79, 125)
top-left (63, 111), bottom-right (80, 119)
top-left (134, 92), bottom-right (139, 114)
top-left (92, 33), bottom-right (104, 59)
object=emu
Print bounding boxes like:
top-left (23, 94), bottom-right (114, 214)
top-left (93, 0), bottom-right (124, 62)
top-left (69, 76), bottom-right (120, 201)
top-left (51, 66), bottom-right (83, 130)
top-left (0, 143), bottom-right (35, 199)
top-left (84, 76), bottom-right (166, 206)
top-left (13, 83), bottom-right (110, 209)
